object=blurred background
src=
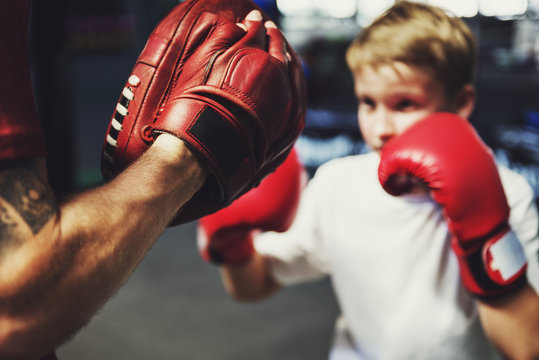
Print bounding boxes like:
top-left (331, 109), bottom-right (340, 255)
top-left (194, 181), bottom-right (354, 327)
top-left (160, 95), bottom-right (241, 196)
top-left (25, 0), bottom-right (539, 358)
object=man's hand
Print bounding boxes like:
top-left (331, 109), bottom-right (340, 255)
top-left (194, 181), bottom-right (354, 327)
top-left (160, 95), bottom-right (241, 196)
top-left (101, 0), bottom-right (307, 226)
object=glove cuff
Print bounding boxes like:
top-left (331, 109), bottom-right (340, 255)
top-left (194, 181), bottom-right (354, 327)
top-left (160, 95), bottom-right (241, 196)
top-left (152, 93), bottom-right (260, 203)
top-left (453, 230), bottom-right (528, 299)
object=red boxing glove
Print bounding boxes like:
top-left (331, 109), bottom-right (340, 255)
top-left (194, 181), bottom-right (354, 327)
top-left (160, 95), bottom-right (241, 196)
top-left (378, 113), bottom-right (527, 299)
top-left (101, 0), bottom-right (306, 226)
top-left (198, 148), bottom-right (306, 265)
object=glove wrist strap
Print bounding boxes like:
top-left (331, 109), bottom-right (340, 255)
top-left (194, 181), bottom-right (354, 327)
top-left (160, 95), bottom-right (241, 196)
top-left (454, 230), bottom-right (527, 299)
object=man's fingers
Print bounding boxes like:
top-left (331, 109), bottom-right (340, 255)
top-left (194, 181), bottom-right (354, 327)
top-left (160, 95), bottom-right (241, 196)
top-left (235, 10), bottom-right (289, 65)
top-left (245, 9), bottom-right (263, 21)
top-left (236, 9), bottom-right (263, 31)
top-left (265, 21), bottom-right (288, 64)
top-left (234, 10), bottom-right (266, 48)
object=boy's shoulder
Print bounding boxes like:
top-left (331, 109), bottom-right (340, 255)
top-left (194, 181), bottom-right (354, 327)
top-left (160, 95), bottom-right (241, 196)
top-left (497, 163), bottom-right (535, 202)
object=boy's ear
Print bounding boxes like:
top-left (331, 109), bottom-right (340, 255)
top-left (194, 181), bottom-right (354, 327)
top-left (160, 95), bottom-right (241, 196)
top-left (453, 84), bottom-right (475, 119)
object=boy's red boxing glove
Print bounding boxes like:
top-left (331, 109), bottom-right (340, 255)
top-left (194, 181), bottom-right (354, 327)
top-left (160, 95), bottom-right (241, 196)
top-left (197, 148), bottom-right (306, 265)
top-left (378, 113), bottom-right (527, 299)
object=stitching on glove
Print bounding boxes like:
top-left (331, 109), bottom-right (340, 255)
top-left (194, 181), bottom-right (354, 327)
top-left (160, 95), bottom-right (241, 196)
top-left (221, 82), bottom-right (256, 111)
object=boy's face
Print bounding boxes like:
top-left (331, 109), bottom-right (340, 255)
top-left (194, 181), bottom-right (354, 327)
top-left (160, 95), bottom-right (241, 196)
top-left (353, 62), bottom-right (450, 153)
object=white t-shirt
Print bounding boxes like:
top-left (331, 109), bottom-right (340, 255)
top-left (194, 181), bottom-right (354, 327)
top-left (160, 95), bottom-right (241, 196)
top-left (255, 152), bottom-right (539, 360)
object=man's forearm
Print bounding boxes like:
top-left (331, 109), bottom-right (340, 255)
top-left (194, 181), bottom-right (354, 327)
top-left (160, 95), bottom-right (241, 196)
top-left (0, 134), bottom-right (207, 358)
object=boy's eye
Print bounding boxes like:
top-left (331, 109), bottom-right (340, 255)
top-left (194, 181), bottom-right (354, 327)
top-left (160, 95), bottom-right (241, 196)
top-left (395, 99), bottom-right (416, 111)
top-left (359, 97), bottom-right (376, 109)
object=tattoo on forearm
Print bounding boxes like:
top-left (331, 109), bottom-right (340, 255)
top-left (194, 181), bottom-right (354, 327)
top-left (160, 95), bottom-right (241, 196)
top-left (0, 160), bottom-right (57, 236)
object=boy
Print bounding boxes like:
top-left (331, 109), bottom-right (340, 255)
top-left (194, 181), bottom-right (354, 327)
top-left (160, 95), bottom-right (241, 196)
top-left (198, 2), bottom-right (539, 359)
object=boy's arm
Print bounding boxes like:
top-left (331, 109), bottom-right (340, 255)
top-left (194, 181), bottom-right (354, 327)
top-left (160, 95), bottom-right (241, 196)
top-left (197, 149), bottom-right (305, 301)
top-left (478, 286), bottom-right (539, 359)
top-left (220, 253), bottom-right (281, 302)
top-left (477, 178), bottom-right (539, 359)
top-left (378, 113), bottom-right (539, 359)
top-left (0, 134), bottom-right (208, 359)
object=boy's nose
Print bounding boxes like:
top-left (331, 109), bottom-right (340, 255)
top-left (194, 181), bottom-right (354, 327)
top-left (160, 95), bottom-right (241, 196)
top-left (374, 109), bottom-right (396, 145)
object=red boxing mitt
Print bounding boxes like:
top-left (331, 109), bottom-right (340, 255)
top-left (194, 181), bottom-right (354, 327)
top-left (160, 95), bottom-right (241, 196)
top-left (101, 0), bottom-right (307, 226)
top-left (378, 113), bottom-right (527, 299)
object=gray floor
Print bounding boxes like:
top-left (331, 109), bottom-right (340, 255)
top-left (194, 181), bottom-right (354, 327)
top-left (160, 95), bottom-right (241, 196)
top-left (57, 221), bottom-right (339, 359)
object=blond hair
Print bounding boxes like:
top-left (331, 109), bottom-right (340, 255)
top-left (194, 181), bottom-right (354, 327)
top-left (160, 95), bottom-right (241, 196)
top-left (346, 1), bottom-right (477, 98)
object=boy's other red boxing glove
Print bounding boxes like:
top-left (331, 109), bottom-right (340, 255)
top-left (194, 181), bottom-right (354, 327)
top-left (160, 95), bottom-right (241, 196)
top-left (198, 148), bottom-right (306, 265)
top-left (378, 113), bottom-right (527, 299)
